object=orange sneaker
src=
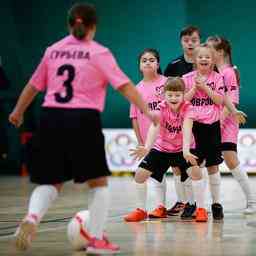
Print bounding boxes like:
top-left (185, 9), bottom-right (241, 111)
top-left (124, 208), bottom-right (147, 222)
top-left (148, 205), bottom-right (167, 218)
top-left (195, 208), bottom-right (208, 222)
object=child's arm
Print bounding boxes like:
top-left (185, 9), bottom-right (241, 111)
top-left (130, 123), bottom-right (160, 161)
top-left (223, 95), bottom-right (247, 124)
top-left (131, 118), bottom-right (144, 145)
top-left (182, 117), bottom-right (198, 166)
top-left (9, 83), bottom-right (39, 127)
top-left (184, 86), bottom-right (197, 101)
top-left (196, 82), bottom-right (223, 104)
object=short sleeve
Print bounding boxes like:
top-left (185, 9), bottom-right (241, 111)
top-left (29, 50), bottom-right (48, 91)
top-left (93, 51), bottom-right (130, 89)
top-left (215, 75), bottom-right (225, 97)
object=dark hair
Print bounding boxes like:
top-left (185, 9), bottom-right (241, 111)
top-left (68, 3), bottom-right (97, 40)
top-left (180, 25), bottom-right (201, 39)
top-left (138, 48), bottom-right (162, 74)
top-left (206, 36), bottom-right (240, 86)
top-left (164, 77), bottom-right (185, 92)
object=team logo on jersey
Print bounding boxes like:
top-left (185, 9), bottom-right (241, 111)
top-left (155, 84), bottom-right (165, 97)
top-left (206, 82), bottom-right (216, 90)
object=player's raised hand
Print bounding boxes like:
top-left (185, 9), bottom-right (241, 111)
top-left (130, 145), bottom-right (149, 161)
top-left (183, 151), bottom-right (198, 166)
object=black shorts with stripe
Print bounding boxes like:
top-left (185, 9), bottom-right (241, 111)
top-left (192, 121), bottom-right (223, 167)
top-left (139, 148), bottom-right (203, 182)
top-left (27, 107), bottom-right (111, 184)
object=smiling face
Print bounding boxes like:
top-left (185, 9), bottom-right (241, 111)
top-left (164, 90), bottom-right (184, 111)
top-left (181, 31), bottom-right (200, 57)
top-left (194, 46), bottom-right (214, 73)
top-left (139, 52), bottom-right (159, 76)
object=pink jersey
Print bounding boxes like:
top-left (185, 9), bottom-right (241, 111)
top-left (154, 101), bottom-right (196, 153)
top-left (182, 70), bottom-right (225, 124)
top-left (219, 66), bottom-right (240, 144)
top-left (130, 75), bottom-right (167, 144)
top-left (29, 35), bottom-right (130, 111)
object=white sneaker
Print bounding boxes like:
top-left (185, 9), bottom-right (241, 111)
top-left (15, 221), bottom-right (37, 250)
top-left (244, 202), bottom-right (256, 214)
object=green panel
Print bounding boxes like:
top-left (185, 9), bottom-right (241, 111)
top-left (187, 0), bottom-right (256, 127)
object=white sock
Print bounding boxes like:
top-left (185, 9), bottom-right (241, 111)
top-left (146, 177), bottom-right (166, 211)
top-left (208, 172), bottom-right (221, 204)
top-left (88, 186), bottom-right (109, 240)
top-left (135, 182), bottom-right (147, 210)
top-left (192, 179), bottom-right (206, 208)
top-left (26, 185), bottom-right (58, 224)
top-left (231, 165), bottom-right (254, 202)
top-left (174, 175), bottom-right (185, 203)
top-left (183, 178), bottom-right (195, 205)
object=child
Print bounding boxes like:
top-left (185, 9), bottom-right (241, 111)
top-left (164, 25), bottom-right (201, 216)
top-left (124, 49), bottom-right (168, 222)
top-left (9, 3), bottom-right (158, 254)
top-left (182, 44), bottom-right (225, 220)
top-left (207, 36), bottom-right (256, 214)
top-left (130, 77), bottom-right (208, 222)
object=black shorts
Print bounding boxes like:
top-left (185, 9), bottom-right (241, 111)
top-left (139, 148), bottom-right (203, 182)
top-left (192, 121), bottom-right (223, 167)
top-left (221, 142), bottom-right (237, 152)
top-left (27, 107), bottom-right (111, 185)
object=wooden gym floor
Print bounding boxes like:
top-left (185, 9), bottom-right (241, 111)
top-left (1, 175), bottom-right (256, 256)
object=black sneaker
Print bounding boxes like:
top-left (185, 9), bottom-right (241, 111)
top-left (212, 203), bottom-right (224, 220)
top-left (167, 202), bottom-right (185, 216)
top-left (181, 203), bottom-right (196, 220)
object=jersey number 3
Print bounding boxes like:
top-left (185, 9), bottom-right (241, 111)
top-left (54, 64), bottom-right (75, 103)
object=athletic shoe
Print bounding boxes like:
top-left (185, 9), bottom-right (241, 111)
top-left (212, 203), bottom-right (224, 220)
top-left (167, 202), bottom-right (185, 216)
top-left (148, 205), bottom-right (167, 218)
top-left (181, 203), bottom-right (196, 220)
top-left (86, 236), bottom-right (120, 254)
top-left (15, 220), bottom-right (37, 250)
top-left (124, 208), bottom-right (147, 222)
top-left (195, 208), bottom-right (208, 222)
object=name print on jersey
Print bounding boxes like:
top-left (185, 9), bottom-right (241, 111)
top-left (165, 122), bottom-right (182, 134)
top-left (50, 50), bottom-right (90, 60)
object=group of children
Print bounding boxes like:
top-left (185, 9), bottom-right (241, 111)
top-left (124, 26), bottom-right (255, 225)
top-left (8, 3), bottom-right (254, 254)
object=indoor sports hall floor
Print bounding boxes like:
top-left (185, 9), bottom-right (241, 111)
top-left (1, 175), bottom-right (256, 256)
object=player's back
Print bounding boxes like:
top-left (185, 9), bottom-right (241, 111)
top-left (41, 35), bottom-right (111, 111)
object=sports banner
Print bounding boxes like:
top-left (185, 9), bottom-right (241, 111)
top-left (103, 129), bottom-right (256, 173)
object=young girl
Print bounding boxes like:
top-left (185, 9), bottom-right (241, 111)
top-left (130, 77), bottom-right (208, 222)
top-left (182, 44), bottom-right (225, 220)
top-left (124, 49), bottom-right (168, 222)
top-left (206, 36), bottom-right (256, 214)
top-left (9, 3), bottom-right (158, 254)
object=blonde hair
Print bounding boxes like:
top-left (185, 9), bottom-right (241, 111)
top-left (193, 43), bottom-right (215, 70)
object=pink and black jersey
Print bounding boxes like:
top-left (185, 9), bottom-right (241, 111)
top-left (219, 66), bottom-right (240, 144)
top-left (220, 65), bottom-right (239, 105)
top-left (153, 101), bottom-right (196, 153)
top-left (130, 75), bottom-right (167, 144)
top-left (29, 35), bottom-right (130, 112)
top-left (182, 70), bottom-right (225, 124)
